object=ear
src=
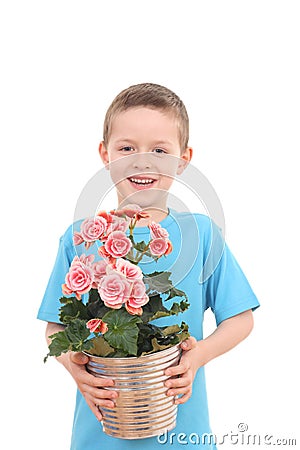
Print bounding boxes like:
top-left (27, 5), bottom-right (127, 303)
top-left (99, 141), bottom-right (110, 169)
top-left (176, 147), bottom-right (193, 175)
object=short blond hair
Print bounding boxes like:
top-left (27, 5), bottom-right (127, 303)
top-left (103, 83), bottom-right (189, 152)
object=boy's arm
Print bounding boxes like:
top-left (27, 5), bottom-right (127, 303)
top-left (46, 322), bottom-right (117, 421)
top-left (164, 309), bottom-right (254, 404)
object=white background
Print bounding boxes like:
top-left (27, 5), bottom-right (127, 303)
top-left (1, 1), bottom-right (299, 448)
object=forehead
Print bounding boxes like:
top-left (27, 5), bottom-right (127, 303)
top-left (109, 107), bottom-right (180, 143)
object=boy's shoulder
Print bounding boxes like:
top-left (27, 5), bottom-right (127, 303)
top-left (169, 209), bottom-right (224, 249)
top-left (170, 208), bottom-right (215, 231)
top-left (59, 219), bottom-right (84, 247)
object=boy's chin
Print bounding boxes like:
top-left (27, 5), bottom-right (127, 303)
top-left (119, 190), bottom-right (168, 210)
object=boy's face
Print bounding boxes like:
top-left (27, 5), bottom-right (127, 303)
top-left (99, 107), bottom-right (192, 212)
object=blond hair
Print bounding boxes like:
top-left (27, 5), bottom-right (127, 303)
top-left (103, 83), bottom-right (189, 152)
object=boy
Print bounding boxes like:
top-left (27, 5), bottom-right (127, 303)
top-left (38, 83), bottom-right (259, 449)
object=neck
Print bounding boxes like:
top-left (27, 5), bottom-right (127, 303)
top-left (117, 201), bottom-right (169, 226)
top-left (117, 194), bottom-right (169, 226)
top-left (136, 207), bottom-right (169, 227)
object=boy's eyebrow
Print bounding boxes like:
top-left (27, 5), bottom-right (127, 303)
top-left (113, 138), bottom-right (174, 146)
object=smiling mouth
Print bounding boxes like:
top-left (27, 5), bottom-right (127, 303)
top-left (127, 176), bottom-right (157, 189)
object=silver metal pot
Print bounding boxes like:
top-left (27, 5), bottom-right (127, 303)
top-left (86, 344), bottom-right (181, 439)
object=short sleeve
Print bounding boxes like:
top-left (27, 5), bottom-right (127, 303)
top-left (203, 223), bottom-right (260, 326)
top-left (37, 226), bottom-right (76, 323)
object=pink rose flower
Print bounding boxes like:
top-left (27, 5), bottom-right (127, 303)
top-left (77, 254), bottom-right (95, 267)
top-left (70, 254), bottom-right (95, 268)
top-left (61, 284), bottom-right (73, 296)
top-left (125, 280), bottom-right (149, 315)
top-left (131, 279), bottom-right (147, 297)
top-left (126, 280), bottom-right (149, 308)
top-left (104, 231), bottom-right (132, 258)
top-left (62, 258), bottom-right (94, 300)
top-left (125, 304), bottom-right (143, 316)
top-left (92, 260), bottom-right (108, 288)
top-left (115, 258), bottom-right (143, 281)
top-left (73, 232), bottom-right (84, 246)
top-left (111, 204), bottom-right (142, 218)
top-left (97, 210), bottom-right (114, 224)
top-left (98, 245), bottom-right (111, 258)
top-left (80, 217), bottom-right (108, 242)
top-left (107, 215), bottom-right (130, 234)
top-left (149, 238), bottom-right (169, 256)
top-left (98, 271), bottom-right (131, 308)
top-left (98, 246), bottom-right (117, 267)
top-left (148, 221), bottom-right (169, 239)
top-left (164, 240), bottom-right (173, 256)
top-left (86, 318), bottom-right (108, 334)
top-left (111, 204), bottom-right (150, 221)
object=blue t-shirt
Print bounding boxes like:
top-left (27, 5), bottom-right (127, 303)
top-left (37, 209), bottom-right (260, 450)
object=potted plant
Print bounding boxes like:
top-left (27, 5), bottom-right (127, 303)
top-left (45, 206), bottom-right (190, 439)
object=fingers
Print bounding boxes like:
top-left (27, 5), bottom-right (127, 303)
top-left (79, 382), bottom-right (118, 421)
top-left (180, 336), bottom-right (197, 351)
top-left (166, 380), bottom-right (192, 404)
top-left (67, 353), bottom-right (118, 421)
top-left (85, 395), bottom-right (104, 421)
top-left (165, 373), bottom-right (191, 390)
top-left (77, 368), bottom-right (115, 389)
top-left (70, 352), bottom-right (89, 365)
top-left (174, 391), bottom-right (192, 405)
top-left (165, 359), bottom-right (188, 377)
top-left (164, 338), bottom-right (198, 406)
top-left (78, 375), bottom-right (118, 410)
top-left (165, 372), bottom-right (193, 405)
top-left (83, 383), bottom-right (117, 403)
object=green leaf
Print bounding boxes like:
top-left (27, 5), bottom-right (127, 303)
top-left (140, 294), bottom-right (168, 322)
top-left (170, 300), bottom-right (190, 315)
top-left (86, 289), bottom-right (111, 318)
top-left (87, 336), bottom-right (115, 357)
top-left (143, 271), bottom-right (189, 301)
top-left (150, 337), bottom-right (174, 353)
top-left (139, 322), bottom-right (190, 356)
top-left (64, 319), bottom-right (91, 348)
top-left (165, 286), bottom-right (189, 301)
top-left (178, 330), bottom-right (190, 342)
top-left (162, 324), bottom-right (181, 336)
top-left (137, 323), bottom-right (164, 355)
top-left (102, 308), bottom-right (142, 356)
top-left (141, 294), bottom-right (190, 323)
top-left (143, 271), bottom-right (173, 294)
top-left (46, 331), bottom-right (71, 359)
top-left (45, 319), bottom-right (93, 360)
top-left (59, 296), bottom-right (89, 324)
top-left (88, 288), bottom-right (101, 304)
top-left (134, 240), bottom-right (148, 253)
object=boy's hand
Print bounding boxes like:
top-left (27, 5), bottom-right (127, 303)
top-left (164, 311), bottom-right (255, 405)
top-left (164, 337), bottom-right (199, 405)
top-left (60, 352), bottom-right (118, 421)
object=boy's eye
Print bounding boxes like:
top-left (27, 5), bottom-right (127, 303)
top-left (120, 146), bottom-right (134, 152)
top-left (153, 148), bottom-right (166, 154)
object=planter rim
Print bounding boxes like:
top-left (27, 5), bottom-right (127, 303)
top-left (83, 342), bottom-right (181, 362)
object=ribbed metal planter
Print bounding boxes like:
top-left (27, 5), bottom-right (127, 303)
top-left (86, 344), bottom-right (181, 439)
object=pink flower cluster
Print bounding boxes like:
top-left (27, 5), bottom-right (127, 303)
top-left (63, 255), bottom-right (149, 316)
top-left (148, 221), bottom-right (173, 256)
top-left (86, 318), bottom-right (108, 334)
top-left (62, 255), bottom-right (95, 300)
top-left (73, 211), bottom-right (130, 251)
top-left (98, 259), bottom-right (149, 315)
top-left (62, 207), bottom-right (173, 317)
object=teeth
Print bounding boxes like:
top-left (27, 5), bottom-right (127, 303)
top-left (130, 178), bottom-right (154, 184)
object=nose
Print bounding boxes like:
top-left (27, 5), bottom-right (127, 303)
top-left (132, 153), bottom-right (153, 170)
